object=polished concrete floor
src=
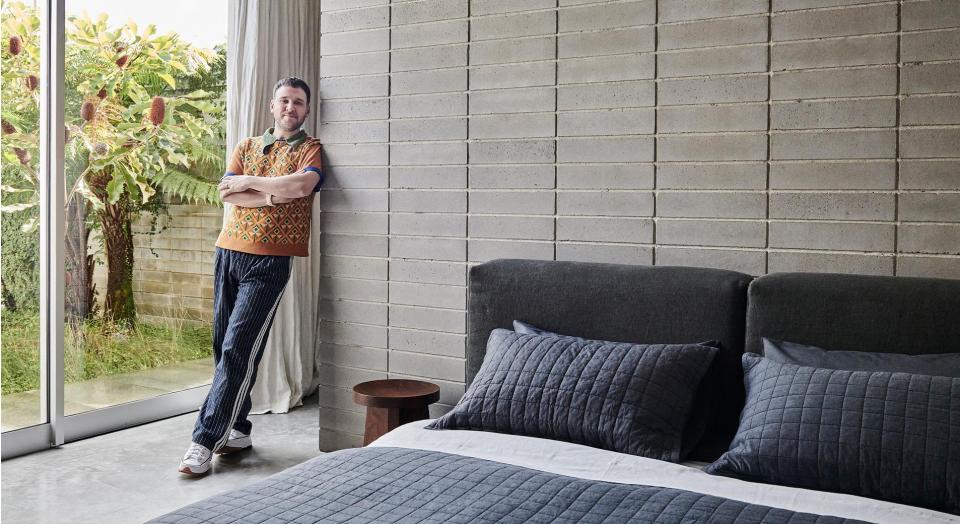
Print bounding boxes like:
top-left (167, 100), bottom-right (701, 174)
top-left (1, 393), bottom-right (321, 523)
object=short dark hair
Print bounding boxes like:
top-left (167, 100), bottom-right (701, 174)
top-left (273, 77), bottom-right (311, 105)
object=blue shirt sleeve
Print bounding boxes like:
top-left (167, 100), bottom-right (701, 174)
top-left (303, 166), bottom-right (324, 192)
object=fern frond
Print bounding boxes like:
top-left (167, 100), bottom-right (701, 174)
top-left (152, 169), bottom-right (221, 207)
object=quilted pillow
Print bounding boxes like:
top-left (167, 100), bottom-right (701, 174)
top-left (762, 337), bottom-right (960, 378)
top-left (706, 353), bottom-right (960, 514)
top-left (427, 329), bottom-right (718, 462)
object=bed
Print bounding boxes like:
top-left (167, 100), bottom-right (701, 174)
top-left (151, 259), bottom-right (960, 523)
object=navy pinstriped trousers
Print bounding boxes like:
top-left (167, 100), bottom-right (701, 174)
top-left (191, 247), bottom-right (292, 451)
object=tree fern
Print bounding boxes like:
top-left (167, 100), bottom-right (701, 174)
top-left (152, 169), bottom-right (220, 206)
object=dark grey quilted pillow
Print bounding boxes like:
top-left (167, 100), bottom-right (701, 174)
top-left (706, 353), bottom-right (960, 514)
top-left (427, 329), bottom-right (718, 462)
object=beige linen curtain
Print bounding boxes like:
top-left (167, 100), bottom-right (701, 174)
top-left (226, 0), bottom-right (322, 414)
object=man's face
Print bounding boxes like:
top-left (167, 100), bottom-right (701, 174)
top-left (270, 85), bottom-right (310, 133)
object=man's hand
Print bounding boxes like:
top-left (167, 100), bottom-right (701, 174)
top-left (218, 175), bottom-right (256, 195)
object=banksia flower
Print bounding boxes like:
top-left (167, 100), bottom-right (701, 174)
top-left (25, 75), bottom-right (39, 91)
top-left (97, 87), bottom-right (107, 99)
top-left (1, 120), bottom-right (15, 135)
top-left (93, 142), bottom-right (109, 156)
top-left (13, 147), bottom-right (31, 166)
top-left (81, 100), bottom-right (96, 122)
top-left (115, 55), bottom-right (128, 68)
top-left (64, 126), bottom-right (71, 143)
top-left (113, 42), bottom-right (125, 53)
top-left (8, 36), bottom-right (22, 56)
top-left (149, 96), bottom-right (165, 126)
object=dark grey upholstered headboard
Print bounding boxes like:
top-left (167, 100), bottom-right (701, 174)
top-left (746, 272), bottom-right (960, 356)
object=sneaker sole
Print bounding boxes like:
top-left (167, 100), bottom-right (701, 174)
top-left (216, 444), bottom-right (252, 455)
top-left (178, 462), bottom-right (211, 476)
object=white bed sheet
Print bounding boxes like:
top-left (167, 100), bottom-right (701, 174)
top-left (371, 421), bottom-right (959, 524)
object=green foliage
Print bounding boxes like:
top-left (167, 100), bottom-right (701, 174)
top-left (0, 197), bottom-right (40, 311)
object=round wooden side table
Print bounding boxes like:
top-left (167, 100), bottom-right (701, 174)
top-left (353, 379), bottom-right (440, 446)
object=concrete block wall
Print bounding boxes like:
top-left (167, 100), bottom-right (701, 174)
top-left (315, 0), bottom-right (960, 449)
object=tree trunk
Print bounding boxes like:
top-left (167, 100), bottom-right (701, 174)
top-left (64, 195), bottom-right (92, 321)
top-left (88, 170), bottom-right (136, 326)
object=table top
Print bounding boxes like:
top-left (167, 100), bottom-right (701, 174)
top-left (353, 379), bottom-right (440, 408)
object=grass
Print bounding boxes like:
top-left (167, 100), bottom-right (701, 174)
top-left (1, 310), bottom-right (213, 395)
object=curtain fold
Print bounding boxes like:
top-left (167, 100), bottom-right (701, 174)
top-left (226, 0), bottom-right (323, 414)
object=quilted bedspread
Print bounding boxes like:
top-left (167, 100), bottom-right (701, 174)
top-left (150, 447), bottom-right (868, 523)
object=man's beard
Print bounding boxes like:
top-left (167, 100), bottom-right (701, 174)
top-left (276, 113), bottom-right (305, 132)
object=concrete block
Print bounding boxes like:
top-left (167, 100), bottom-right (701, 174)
top-left (899, 160), bottom-right (960, 190)
top-left (559, 1), bottom-right (655, 32)
top-left (389, 351), bottom-right (465, 382)
top-left (468, 239), bottom-right (555, 262)
top-left (392, 45), bottom-right (467, 72)
top-left (557, 137), bottom-right (654, 162)
top-left (318, 406), bottom-right (366, 434)
top-left (392, 0), bottom-right (468, 25)
top-left (658, 104), bottom-right (767, 133)
top-left (658, 75), bottom-right (767, 105)
top-left (390, 142), bottom-right (467, 165)
top-left (471, 11), bottom-right (556, 41)
top-left (317, 361), bottom-right (386, 390)
top-left (655, 246), bottom-right (765, 275)
top-left (469, 140), bottom-right (556, 164)
top-left (557, 216), bottom-right (653, 242)
top-left (319, 75), bottom-right (389, 99)
top-left (319, 233), bottom-right (389, 257)
top-left (897, 256), bottom-right (960, 279)
top-left (898, 224), bottom-right (960, 255)
top-left (391, 166), bottom-right (467, 189)
top-left (391, 69), bottom-right (467, 95)
top-left (657, 163), bottom-right (766, 190)
top-left (769, 161), bottom-right (896, 190)
top-left (390, 236), bottom-right (467, 261)
top-left (324, 0), bottom-right (389, 10)
top-left (317, 343), bottom-right (388, 372)
top-left (470, 113), bottom-right (555, 139)
top-left (658, 46), bottom-right (767, 78)
top-left (469, 215), bottom-right (554, 240)
top-left (900, 129), bottom-right (960, 159)
top-left (324, 165), bottom-right (389, 190)
top-left (389, 305), bottom-right (466, 333)
top-left (768, 251), bottom-right (893, 276)
top-left (771, 99), bottom-right (896, 130)
top-left (318, 320), bottom-right (388, 348)
top-left (471, 0), bottom-right (555, 15)
top-left (658, 134), bottom-right (767, 161)
top-left (772, 66), bottom-right (896, 99)
top-left (319, 212), bottom-right (388, 235)
top-left (323, 144), bottom-right (390, 166)
top-left (392, 20), bottom-right (468, 49)
top-left (558, 164), bottom-right (654, 189)
top-left (559, 54), bottom-right (655, 84)
top-left (470, 62), bottom-right (556, 90)
top-left (390, 259), bottom-right (466, 285)
top-left (772, 0), bottom-right (896, 11)
top-left (390, 190), bottom-right (467, 213)
top-left (389, 281), bottom-right (465, 309)
top-left (558, 81), bottom-right (655, 109)
top-left (321, 29), bottom-right (390, 55)
top-left (319, 277), bottom-right (388, 303)
top-left (392, 93), bottom-right (466, 119)
top-left (771, 130), bottom-right (896, 160)
top-left (318, 256), bottom-right (389, 281)
top-left (556, 243), bottom-right (653, 265)
top-left (469, 165), bottom-right (556, 189)
top-left (558, 108), bottom-right (654, 136)
top-left (390, 117), bottom-right (467, 141)
top-left (470, 190), bottom-right (555, 214)
top-left (903, 0), bottom-right (960, 31)
top-left (657, 192), bottom-right (766, 219)
top-left (320, 189), bottom-right (388, 212)
top-left (772, 35), bottom-right (897, 70)
top-left (469, 36), bottom-right (555, 65)
top-left (770, 221), bottom-right (894, 252)
top-left (659, 219), bottom-right (766, 248)
top-left (389, 328), bottom-right (465, 358)
top-left (557, 191), bottom-right (654, 216)
top-left (899, 193), bottom-right (960, 222)
top-left (317, 121), bottom-right (389, 144)
top-left (321, 99), bottom-right (389, 122)
top-left (470, 87), bottom-right (555, 114)
top-left (902, 95), bottom-right (960, 126)
top-left (558, 27), bottom-right (654, 58)
top-left (390, 213), bottom-right (466, 237)
top-left (772, 4), bottom-right (896, 40)
top-left (901, 62), bottom-right (960, 95)
top-left (769, 192), bottom-right (895, 221)
top-left (658, 0), bottom-right (767, 23)
top-left (658, 15), bottom-right (767, 50)
top-left (902, 28), bottom-right (960, 62)
top-left (320, 53), bottom-right (389, 77)
top-left (321, 6), bottom-right (389, 32)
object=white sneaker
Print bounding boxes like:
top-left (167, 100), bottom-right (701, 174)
top-left (217, 429), bottom-right (252, 454)
top-left (179, 442), bottom-right (212, 475)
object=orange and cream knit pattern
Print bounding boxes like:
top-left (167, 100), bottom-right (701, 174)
top-left (215, 134), bottom-right (323, 257)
